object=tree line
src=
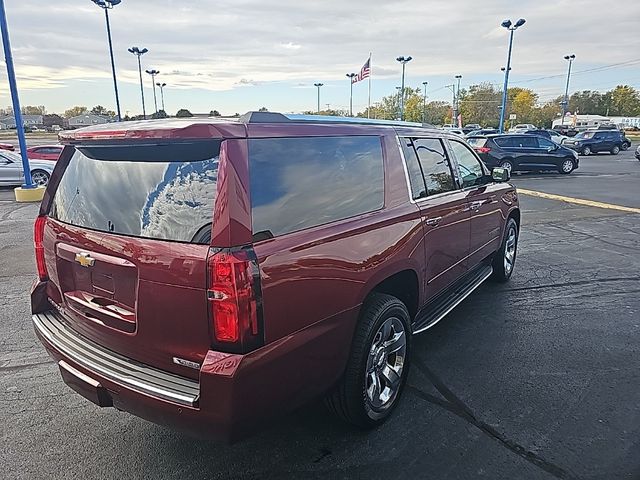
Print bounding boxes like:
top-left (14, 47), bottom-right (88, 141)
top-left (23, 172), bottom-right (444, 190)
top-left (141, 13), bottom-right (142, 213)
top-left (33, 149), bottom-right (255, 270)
top-left (357, 83), bottom-right (640, 127)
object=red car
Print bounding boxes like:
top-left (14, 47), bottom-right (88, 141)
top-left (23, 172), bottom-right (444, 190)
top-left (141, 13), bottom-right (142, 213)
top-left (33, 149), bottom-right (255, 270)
top-left (26, 144), bottom-right (63, 161)
top-left (31, 113), bottom-right (520, 441)
top-left (0, 142), bottom-right (15, 151)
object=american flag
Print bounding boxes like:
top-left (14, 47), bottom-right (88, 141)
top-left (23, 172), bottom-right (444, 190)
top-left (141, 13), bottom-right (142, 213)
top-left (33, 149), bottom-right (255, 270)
top-left (352, 57), bottom-right (371, 83)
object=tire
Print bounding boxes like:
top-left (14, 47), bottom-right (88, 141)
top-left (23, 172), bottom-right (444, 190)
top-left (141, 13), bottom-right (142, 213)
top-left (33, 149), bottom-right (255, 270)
top-left (30, 169), bottom-right (50, 186)
top-left (610, 145), bottom-right (620, 155)
top-left (499, 159), bottom-right (514, 174)
top-left (558, 158), bottom-right (575, 174)
top-left (491, 217), bottom-right (518, 282)
top-left (325, 293), bottom-right (411, 428)
top-left (582, 146), bottom-right (591, 156)
top-left (621, 142), bottom-right (630, 151)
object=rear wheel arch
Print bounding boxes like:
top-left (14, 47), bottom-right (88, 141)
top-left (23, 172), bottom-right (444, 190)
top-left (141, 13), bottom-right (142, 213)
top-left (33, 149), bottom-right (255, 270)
top-left (360, 268), bottom-right (420, 322)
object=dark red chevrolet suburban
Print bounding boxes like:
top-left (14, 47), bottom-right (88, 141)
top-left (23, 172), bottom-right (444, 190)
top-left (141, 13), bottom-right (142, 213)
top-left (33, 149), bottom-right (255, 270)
top-left (31, 112), bottom-right (520, 441)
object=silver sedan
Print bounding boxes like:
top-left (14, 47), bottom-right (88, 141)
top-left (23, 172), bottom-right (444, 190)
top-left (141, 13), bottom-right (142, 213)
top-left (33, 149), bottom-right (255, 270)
top-left (0, 150), bottom-right (55, 186)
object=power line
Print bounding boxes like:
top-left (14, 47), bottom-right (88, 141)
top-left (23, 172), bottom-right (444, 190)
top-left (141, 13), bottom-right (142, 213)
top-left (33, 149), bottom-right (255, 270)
top-left (510, 58), bottom-right (640, 85)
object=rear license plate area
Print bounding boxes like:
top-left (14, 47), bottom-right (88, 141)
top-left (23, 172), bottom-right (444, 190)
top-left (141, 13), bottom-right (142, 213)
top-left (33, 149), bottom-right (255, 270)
top-left (58, 360), bottom-right (113, 407)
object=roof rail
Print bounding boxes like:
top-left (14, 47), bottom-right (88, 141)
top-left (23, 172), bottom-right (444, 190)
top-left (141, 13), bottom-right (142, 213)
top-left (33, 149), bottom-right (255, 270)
top-left (238, 111), bottom-right (435, 128)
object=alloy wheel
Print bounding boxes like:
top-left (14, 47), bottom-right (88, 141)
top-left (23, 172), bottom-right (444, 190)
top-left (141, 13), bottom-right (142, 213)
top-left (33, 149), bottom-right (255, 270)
top-left (561, 160), bottom-right (574, 173)
top-left (500, 161), bottom-right (513, 173)
top-left (365, 316), bottom-right (407, 412)
top-left (31, 171), bottom-right (49, 186)
top-left (504, 225), bottom-right (517, 275)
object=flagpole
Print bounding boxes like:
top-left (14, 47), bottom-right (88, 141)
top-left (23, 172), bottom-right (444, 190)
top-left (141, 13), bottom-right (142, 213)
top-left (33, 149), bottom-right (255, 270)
top-left (367, 53), bottom-right (372, 118)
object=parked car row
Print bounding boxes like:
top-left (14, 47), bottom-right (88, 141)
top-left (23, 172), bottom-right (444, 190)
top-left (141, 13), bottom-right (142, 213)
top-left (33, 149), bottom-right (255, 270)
top-left (563, 130), bottom-right (629, 155)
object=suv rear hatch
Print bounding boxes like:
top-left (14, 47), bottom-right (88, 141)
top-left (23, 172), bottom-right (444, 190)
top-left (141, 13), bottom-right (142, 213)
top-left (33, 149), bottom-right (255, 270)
top-left (41, 140), bottom-right (221, 378)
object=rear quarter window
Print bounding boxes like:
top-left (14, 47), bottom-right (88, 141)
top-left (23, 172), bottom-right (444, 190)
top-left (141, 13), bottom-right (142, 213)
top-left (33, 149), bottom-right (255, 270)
top-left (49, 141), bottom-right (221, 243)
top-left (248, 136), bottom-right (384, 239)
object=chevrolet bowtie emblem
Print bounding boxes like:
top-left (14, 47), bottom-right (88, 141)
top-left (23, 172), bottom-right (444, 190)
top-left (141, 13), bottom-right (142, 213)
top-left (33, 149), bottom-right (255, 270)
top-left (74, 252), bottom-right (95, 267)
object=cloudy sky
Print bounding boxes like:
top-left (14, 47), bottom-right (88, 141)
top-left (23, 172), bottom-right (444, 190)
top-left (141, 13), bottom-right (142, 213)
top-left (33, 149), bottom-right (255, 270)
top-left (1, 0), bottom-right (639, 116)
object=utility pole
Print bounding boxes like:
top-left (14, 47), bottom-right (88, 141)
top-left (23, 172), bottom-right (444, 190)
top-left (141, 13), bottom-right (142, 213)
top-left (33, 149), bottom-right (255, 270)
top-left (498, 18), bottom-right (526, 133)
top-left (422, 81), bottom-right (428, 123)
top-left (396, 56), bottom-right (412, 120)
top-left (313, 83), bottom-right (323, 114)
top-left (346, 73), bottom-right (357, 116)
top-left (561, 54), bottom-right (575, 125)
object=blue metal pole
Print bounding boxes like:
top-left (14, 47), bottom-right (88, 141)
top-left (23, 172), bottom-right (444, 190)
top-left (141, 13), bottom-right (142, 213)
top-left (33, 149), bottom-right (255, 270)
top-left (0, 0), bottom-right (33, 188)
top-left (104, 7), bottom-right (122, 121)
top-left (498, 29), bottom-right (515, 134)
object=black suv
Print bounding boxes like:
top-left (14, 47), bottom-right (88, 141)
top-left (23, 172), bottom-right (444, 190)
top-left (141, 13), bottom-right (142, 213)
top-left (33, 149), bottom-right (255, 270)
top-left (468, 134), bottom-right (579, 174)
top-left (563, 130), bottom-right (625, 155)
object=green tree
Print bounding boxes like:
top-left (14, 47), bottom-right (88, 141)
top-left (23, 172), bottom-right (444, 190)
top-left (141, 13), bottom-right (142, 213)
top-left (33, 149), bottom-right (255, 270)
top-left (209, 110), bottom-right (221, 117)
top-left (258, 107), bottom-right (269, 112)
top-left (91, 105), bottom-right (107, 115)
top-left (64, 106), bottom-right (88, 118)
top-left (176, 109), bottom-right (193, 118)
top-left (458, 83), bottom-right (501, 127)
top-left (150, 110), bottom-right (168, 119)
top-left (608, 85), bottom-right (640, 116)
top-left (21, 105), bottom-right (46, 115)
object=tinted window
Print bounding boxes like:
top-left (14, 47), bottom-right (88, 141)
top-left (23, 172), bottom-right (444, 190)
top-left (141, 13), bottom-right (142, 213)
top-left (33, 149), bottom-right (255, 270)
top-left (494, 136), bottom-right (515, 148)
top-left (411, 138), bottom-right (455, 196)
top-left (50, 141), bottom-right (220, 243)
top-left (449, 141), bottom-right (485, 188)
top-left (38, 147), bottom-right (62, 154)
top-left (400, 138), bottom-right (427, 199)
top-left (467, 138), bottom-right (487, 147)
top-left (537, 138), bottom-right (555, 148)
top-left (510, 136), bottom-right (537, 148)
top-left (248, 136), bottom-right (384, 238)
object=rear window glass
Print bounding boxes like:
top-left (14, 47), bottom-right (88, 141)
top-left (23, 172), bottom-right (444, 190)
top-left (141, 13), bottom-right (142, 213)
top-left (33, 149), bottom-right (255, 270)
top-left (467, 138), bottom-right (487, 147)
top-left (50, 141), bottom-right (220, 243)
top-left (248, 136), bottom-right (384, 239)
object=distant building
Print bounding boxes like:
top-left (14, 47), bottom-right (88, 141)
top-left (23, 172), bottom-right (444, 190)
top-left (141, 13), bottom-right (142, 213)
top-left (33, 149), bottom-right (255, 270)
top-left (552, 114), bottom-right (610, 130)
top-left (0, 114), bottom-right (44, 128)
top-left (68, 114), bottom-right (112, 128)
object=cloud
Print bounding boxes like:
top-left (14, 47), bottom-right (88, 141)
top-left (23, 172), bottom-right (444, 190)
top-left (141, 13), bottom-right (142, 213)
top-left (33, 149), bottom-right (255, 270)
top-left (0, 0), bottom-right (639, 112)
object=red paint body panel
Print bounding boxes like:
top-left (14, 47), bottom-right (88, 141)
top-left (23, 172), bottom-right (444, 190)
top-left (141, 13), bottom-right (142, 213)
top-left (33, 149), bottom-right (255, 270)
top-left (32, 118), bottom-right (520, 439)
top-left (26, 145), bottom-right (63, 161)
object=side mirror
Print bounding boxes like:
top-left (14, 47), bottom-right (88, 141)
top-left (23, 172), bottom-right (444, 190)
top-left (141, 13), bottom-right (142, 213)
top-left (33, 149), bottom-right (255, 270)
top-left (547, 145), bottom-right (558, 152)
top-left (492, 167), bottom-right (510, 183)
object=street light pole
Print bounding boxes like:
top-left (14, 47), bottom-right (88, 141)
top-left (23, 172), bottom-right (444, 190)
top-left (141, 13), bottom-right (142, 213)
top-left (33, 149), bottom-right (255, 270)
top-left (91, 0), bottom-right (122, 121)
top-left (454, 74), bottom-right (462, 126)
top-left (0, 0), bottom-right (33, 189)
top-left (128, 46), bottom-right (148, 119)
top-left (498, 18), bottom-right (526, 133)
top-left (145, 69), bottom-right (160, 114)
top-left (422, 81), bottom-right (428, 123)
top-left (313, 83), bottom-right (323, 114)
top-left (396, 56), bottom-right (412, 121)
top-left (445, 84), bottom-right (455, 125)
top-left (561, 54), bottom-right (575, 125)
top-left (346, 73), bottom-right (356, 116)
top-left (156, 82), bottom-right (166, 112)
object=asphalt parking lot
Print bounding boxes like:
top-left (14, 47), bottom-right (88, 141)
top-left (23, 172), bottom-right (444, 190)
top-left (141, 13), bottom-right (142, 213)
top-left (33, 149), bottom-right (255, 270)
top-left (1, 147), bottom-right (639, 480)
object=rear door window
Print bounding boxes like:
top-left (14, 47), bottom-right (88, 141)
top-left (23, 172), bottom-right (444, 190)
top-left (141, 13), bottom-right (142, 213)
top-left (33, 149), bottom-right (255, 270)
top-left (50, 141), bottom-right (221, 243)
top-left (402, 137), bottom-right (456, 197)
top-left (400, 138), bottom-right (427, 199)
top-left (494, 136), bottom-right (515, 148)
top-left (248, 136), bottom-right (384, 239)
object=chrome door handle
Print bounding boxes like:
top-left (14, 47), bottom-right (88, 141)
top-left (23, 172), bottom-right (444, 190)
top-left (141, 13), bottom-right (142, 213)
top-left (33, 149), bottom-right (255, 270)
top-left (470, 201), bottom-right (483, 211)
top-left (425, 216), bottom-right (442, 226)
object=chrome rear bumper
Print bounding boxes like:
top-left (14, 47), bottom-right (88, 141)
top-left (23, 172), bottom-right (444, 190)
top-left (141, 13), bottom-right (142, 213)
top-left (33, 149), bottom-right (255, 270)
top-left (32, 311), bottom-right (200, 407)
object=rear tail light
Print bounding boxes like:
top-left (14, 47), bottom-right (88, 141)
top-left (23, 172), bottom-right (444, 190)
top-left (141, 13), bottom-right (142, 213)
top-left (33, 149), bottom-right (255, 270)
top-left (207, 248), bottom-right (263, 353)
top-left (34, 216), bottom-right (48, 281)
top-left (475, 146), bottom-right (491, 154)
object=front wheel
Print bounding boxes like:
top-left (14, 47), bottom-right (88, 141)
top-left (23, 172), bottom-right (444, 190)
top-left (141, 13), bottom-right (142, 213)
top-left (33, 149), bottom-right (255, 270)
top-left (558, 158), bottom-right (575, 174)
top-left (491, 217), bottom-right (519, 282)
top-left (582, 146), bottom-right (591, 156)
top-left (611, 145), bottom-right (620, 155)
top-left (325, 293), bottom-right (411, 428)
top-left (621, 142), bottom-right (630, 151)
